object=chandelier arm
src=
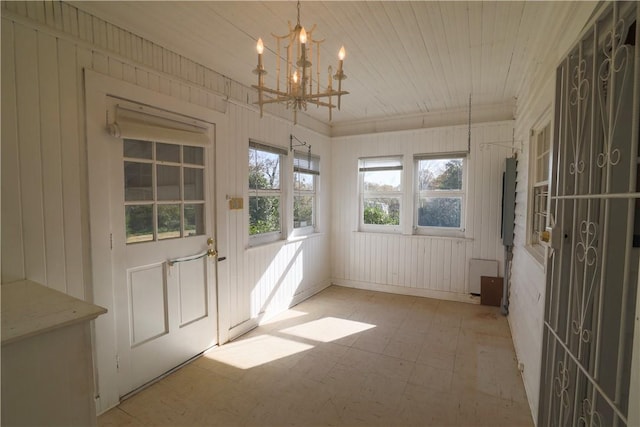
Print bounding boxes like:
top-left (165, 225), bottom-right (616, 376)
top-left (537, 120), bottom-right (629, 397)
top-left (303, 90), bottom-right (349, 99)
top-left (251, 85), bottom-right (289, 97)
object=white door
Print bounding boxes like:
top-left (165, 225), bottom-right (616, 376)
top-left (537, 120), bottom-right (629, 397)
top-left (110, 129), bottom-right (218, 396)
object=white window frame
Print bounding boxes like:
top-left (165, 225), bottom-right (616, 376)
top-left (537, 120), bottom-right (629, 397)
top-left (414, 153), bottom-right (467, 237)
top-left (528, 122), bottom-right (551, 261)
top-left (248, 140), bottom-right (287, 246)
top-left (292, 151), bottom-right (319, 236)
top-left (123, 139), bottom-right (207, 244)
top-left (359, 156), bottom-right (403, 233)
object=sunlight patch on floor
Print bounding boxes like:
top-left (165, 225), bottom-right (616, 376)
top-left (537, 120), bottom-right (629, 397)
top-left (203, 334), bottom-right (313, 369)
top-left (260, 309), bottom-right (308, 326)
top-left (280, 317), bottom-right (376, 343)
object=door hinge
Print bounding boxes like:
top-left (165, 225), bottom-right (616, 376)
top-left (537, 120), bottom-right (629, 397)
top-left (116, 354), bottom-right (120, 371)
top-left (110, 233), bottom-right (113, 250)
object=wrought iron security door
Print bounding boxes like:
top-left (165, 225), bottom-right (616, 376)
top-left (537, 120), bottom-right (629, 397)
top-left (539, 2), bottom-right (639, 426)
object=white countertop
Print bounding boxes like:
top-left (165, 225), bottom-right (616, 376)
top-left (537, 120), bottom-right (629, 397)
top-left (1, 279), bottom-right (107, 345)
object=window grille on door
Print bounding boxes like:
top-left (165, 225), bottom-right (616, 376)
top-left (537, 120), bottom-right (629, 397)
top-left (538, 2), bottom-right (639, 426)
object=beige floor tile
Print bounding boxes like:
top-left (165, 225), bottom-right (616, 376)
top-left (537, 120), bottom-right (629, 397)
top-left (99, 286), bottom-right (532, 427)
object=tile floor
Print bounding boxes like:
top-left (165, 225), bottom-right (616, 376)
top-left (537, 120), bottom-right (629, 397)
top-left (99, 286), bottom-right (533, 426)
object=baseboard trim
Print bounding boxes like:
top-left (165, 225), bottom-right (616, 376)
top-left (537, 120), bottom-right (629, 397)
top-left (331, 279), bottom-right (480, 304)
top-left (226, 281), bottom-right (332, 342)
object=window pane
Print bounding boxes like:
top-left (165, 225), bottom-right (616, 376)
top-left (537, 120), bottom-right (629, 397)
top-left (363, 198), bottom-right (400, 225)
top-left (184, 168), bottom-right (204, 200)
top-left (363, 170), bottom-right (401, 192)
top-left (294, 172), bottom-right (314, 191)
top-left (249, 148), bottom-right (280, 190)
top-left (157, 143), bottom-right (180, 163)
top-left (418, 159), bottom-right (462, 191)
top-left (294, 195), bottom-right (313, 228)
top-left (126, 205), bottom-right (154, 243)
top-left (158, 204), bottom-right (181, 240)
top-left (157, 165), bottom-right (180, 200)
top-left (184, 204), bottom-right (205, 237)
top-left (124, 161), bottom-right (153, 201)
top-left (249, 196), bottom-right (280, 235)
top-left (418, 197), bottom-right (461, 228)
top-left (184, 146), bottom-right (204, 165)
top-left (124, 139), bottom-right (152, 159)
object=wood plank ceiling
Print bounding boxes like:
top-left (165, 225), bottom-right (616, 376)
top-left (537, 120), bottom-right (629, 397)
top-left (72, 1), bottom-right (595, 127)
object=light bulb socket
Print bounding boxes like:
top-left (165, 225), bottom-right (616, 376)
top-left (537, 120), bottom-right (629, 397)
top-left (333, 70), bottom-right (347, 81)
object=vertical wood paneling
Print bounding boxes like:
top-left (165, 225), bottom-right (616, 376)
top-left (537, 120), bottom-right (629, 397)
top-left (37, 31), bottom-right (67, 293)
top-left (57, 38), bottom-right (85, 299)
top-left (14, 23), bottom-right (47, 285)
top-left (1, 20), bottom-right (26, 283)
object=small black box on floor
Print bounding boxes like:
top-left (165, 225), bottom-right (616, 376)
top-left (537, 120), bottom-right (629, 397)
top-left (480, 276), bottom-right (503, 306)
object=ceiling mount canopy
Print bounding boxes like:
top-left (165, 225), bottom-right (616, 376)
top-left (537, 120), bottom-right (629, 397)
top-left (252, 0), bottom-right (348, 124)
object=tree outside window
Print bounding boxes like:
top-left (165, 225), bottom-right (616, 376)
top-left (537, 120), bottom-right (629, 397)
top-left (293, 152), bottom-right (319, 231)
top-left (359, 157), bottom-right (403, 230)
top-left (415, 156), bottom-right (465, 231)
top-left (249, 142), bottom-right (285, 241)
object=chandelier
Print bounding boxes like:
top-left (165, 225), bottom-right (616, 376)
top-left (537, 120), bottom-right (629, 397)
top-left (252, 1), bottom-right (348, 123)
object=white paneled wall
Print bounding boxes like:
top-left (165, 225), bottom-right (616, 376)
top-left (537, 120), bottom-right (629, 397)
top-left (225, 103), bottom-right (332, 336)
top-left (507, 3), bottom-right (599, 422)
top-left (331, 122), bottom-right (515, 300)
top-left (1, 2), bottom-right (331, 411)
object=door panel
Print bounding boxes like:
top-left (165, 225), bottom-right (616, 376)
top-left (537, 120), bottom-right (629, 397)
top-left (178, 259), bottom-right (208, 326)
top-left (109, 103), bottom-right (218, 397)
top-left (128, 264), bottom-right (168, 345)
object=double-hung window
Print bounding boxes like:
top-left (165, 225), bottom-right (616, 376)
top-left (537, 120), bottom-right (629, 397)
top-left (530, 123), bottom-right (551, 255)
top-left (293, 151), bottom-right (319, 232)
top-left (415, 154), bottom-right (466, 233)
top-left (359, 157), bottom-right (403, 231)
top-left (248, 141), bottom-right (286, 244)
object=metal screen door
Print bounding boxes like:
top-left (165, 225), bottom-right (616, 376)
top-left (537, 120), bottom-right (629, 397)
top-left (539, 2), bottom-right (639, 426)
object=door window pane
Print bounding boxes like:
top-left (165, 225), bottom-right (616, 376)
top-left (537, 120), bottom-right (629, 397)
top-left (157, 204), bottom-right (181, 240)
top-left (156, 143), bottom-right (181, 163)
top-left (157, 165), bottom-right (180, 200)
top-left (126, 205), bottom-right (154, 243)
top-left (124, 139), bottom-right (152, 159)
top-left (124, 141), bottom-right (206, 244)
top-left (184, 168), bottom-right (204, 201)
top-left (417, 197), bottom-right (461, 228)
top-left (249, 196), bottom-right (280, 235)
top-left (184, 204), bottom-right (205, 237)
top-left (124, 162), bottom-right (153, 201)
top-left (184, 146), bottom-right (204, 165)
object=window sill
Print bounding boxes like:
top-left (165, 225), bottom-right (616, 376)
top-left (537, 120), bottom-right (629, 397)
top-left (247, 232), bottom-right (324, 251)
top-left (415, 228), bottom-right (466, 239)
top-left (524, 244), bottom-right (546, 268)
top-left (353, 230), bottom-right (473, 242)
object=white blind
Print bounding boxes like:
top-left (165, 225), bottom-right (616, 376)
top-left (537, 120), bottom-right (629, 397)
top-left (359, 156), bottom-right (403, 172)
top-left (249, 140), bottom-right (288, 156)
top-left (108, 105), bottom-right (211, 145)
top-left (294, 151), bottom-right (320, 175)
